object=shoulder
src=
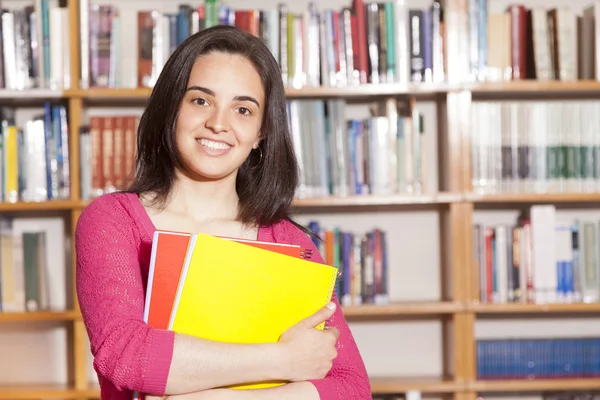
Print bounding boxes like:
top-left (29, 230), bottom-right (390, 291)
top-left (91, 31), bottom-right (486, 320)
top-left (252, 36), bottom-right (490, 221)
top-left (78, 192), bottom-right (137, 224)
top-left (76, 192), bottom-right (142, 239)
top-left (266, 218), bottom-right (324, 263)
top-left (267, 218), bottom-right (310, 244)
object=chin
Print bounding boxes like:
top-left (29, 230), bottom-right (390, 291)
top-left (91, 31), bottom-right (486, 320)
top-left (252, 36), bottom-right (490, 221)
top-left (183, 163), bottom-right (239, 182)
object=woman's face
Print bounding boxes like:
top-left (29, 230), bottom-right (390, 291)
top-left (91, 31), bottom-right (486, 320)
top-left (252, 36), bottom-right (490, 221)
top-left (175, 51), bottom-right (265, 182)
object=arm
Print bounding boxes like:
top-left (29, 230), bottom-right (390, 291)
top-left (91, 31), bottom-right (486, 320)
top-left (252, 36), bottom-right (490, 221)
top-left (75, 196), bottom-right (288, 396)
top-left (308, 292), bottom-right (372, 399)
top-left (149, 382), bottom-right (319, 400)
top-left (156, 293), bottom-right (367, 400)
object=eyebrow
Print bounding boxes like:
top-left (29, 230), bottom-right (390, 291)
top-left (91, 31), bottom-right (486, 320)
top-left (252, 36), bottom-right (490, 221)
top-left (186, 85), bottom-right (261, 108)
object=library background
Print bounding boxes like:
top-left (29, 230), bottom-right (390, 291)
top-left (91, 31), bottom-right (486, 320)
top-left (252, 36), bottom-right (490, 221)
top-left (1, 0), bottom-right (600, 399)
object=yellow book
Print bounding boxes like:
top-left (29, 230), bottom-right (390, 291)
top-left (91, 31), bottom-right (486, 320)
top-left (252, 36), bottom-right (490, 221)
top-left (3, 124), bottom-right (18, 202)
top-left (167, 233), bottom-right (338, 390)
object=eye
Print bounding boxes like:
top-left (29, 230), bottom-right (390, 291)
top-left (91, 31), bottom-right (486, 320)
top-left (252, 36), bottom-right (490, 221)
top-left (192, 98), bottom-right (209, 106)
top-left (237, 107), bottom-right (252, 116)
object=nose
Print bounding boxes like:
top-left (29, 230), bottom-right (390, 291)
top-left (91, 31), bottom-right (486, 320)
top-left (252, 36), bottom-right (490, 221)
top-left (205, 107), bottom-right (229, 134)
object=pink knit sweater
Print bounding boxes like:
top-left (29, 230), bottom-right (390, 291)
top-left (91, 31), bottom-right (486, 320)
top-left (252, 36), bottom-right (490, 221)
top-left (75, 192), bottom-right (371, 399)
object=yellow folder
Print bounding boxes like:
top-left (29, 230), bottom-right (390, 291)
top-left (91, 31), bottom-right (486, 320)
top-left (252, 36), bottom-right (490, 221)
top-left (167, 233), bottom-right (338, 390)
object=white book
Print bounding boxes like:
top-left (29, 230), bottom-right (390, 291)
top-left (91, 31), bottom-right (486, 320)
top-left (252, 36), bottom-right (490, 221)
top-left (394, 0), bottom-right (408, 85)
top-left (49, 6), bottom-right (63, 90)
top-left (79, 0), bottom-right (89, 88)
top-left (22, 118), bottom-right (48, 203)
top-left (531, 205), bottom-right (557, 303)
top-left (2, 12), bottom-right (17, 90)
top-left (494, 225), bottom-right (508, 304)
top-left (12, 217), bottom-right (67, 312)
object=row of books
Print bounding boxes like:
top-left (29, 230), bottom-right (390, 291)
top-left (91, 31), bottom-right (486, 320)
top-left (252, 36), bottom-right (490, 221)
top-left (0, 216), bottom-right (67, 313)
top-left (473, 205), bottom-right (600, 305)
top-left (0, 1), bottom-right (70, 90)
top-left (471, 100), bottom-right (600, 195)
top-left (0, 105), bottom-right (70, 204)
top-left (488, 4), bottom-right (600, 82)
top-left (288, 98), bottom-right (427, 199)
top-left (476, 337), bottom-right (600, 380)
top-left (78, 0), bottom-right (415, 89)
top-left (306, 221), bottom-right (389, 307)
top-left (79, 116), bottom-right (139, 200)
top-left (7, 0), bottom-right (600, 91)
top-left (76, 0), bottom-right (600, 91)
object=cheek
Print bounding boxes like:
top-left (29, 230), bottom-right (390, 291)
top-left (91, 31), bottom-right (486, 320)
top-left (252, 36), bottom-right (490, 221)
top-left (233, 118), bottom-right (262, 146)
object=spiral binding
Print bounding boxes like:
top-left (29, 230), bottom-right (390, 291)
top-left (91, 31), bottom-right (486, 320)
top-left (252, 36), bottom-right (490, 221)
top-left (320, 255), bottom-right (340, 331)
top-left (299, 248), bottom-right (313, 259)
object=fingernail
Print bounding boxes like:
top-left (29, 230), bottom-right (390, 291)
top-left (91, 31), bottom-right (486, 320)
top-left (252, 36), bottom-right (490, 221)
top-left (326, 302), bottom-right (336, 311)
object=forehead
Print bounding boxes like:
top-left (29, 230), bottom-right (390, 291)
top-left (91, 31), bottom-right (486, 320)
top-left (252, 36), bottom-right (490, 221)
top-left (188, 52), bottom-right (264, 99)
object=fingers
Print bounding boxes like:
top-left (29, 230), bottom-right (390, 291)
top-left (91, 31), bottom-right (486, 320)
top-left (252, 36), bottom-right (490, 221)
top-left (301, 302), bottom-right (336, 328)
top-left (328, 326), bottom-right (340, 340)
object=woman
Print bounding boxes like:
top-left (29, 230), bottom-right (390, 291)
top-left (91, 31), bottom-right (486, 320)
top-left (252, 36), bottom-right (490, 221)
top-left (76, 25), bottom-right (371, 399)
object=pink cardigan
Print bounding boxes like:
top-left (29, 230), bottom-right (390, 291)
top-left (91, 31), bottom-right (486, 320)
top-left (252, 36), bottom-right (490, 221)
top-left (75, 192), bottom-right (371, 399)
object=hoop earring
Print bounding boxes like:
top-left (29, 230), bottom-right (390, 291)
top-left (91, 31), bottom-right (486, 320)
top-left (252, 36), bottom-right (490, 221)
top-left (250, 146), bottom-right (263, 170)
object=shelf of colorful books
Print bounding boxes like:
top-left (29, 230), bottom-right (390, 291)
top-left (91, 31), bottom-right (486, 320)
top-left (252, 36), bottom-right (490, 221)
top-left (469, 378), bottom-right (600, 392)
top-left (293, 193), bottom-right (461, 209)
top-left (0, 200), bottom-right (82, 212)
top-left (470, 302), bottom-right (600, 315)
top-left (0, 310), bottom-right (79, 323)
top-left (0, 383), bottom-right (99, 399)
top-left (343, 302), bottom-right (463, 319)
top-left (370, 376), bottom-right (463, 394)
top-left (466, 193), bottom-right (600, 204)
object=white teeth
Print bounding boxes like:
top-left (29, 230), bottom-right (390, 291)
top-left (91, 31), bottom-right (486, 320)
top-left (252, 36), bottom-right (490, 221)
top-left (197, 138), bottom-right (231, 150)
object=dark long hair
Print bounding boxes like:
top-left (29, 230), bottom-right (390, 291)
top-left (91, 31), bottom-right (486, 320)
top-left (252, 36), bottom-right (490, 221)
top-left (127, 25), bottom-right (301, 229)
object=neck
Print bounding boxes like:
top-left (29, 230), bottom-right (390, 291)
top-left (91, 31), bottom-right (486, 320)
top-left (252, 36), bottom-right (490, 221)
top-left (165, 170), bottom-right (240, 223)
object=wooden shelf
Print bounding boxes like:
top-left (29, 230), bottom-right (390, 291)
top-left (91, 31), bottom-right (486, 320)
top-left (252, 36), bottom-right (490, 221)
top-left (344, 302), bottom-right (463, 318)
top-left (0, 383), bottom-right (99, 399)
top-left (0, 200), bottom-right (84, 212)
top-left (284, 82), bottom-right (457, 98)
top-left (471, 302), bottom-right (600, 314)
top-left (467, 80), bottom-right (600, 94)
top-left (0, 310), bottom-right (79, 323)
top-left (470, 378), bottom-right (600, 392)
top-left (467, 192), bottom-right (600, 204)
top-left (66, 87), bottom-right (151, 99)
top-left (293, 193), bottom-right (461, 208)
top-left (66, 83), bottom-right (456, 101)
top-left (371, 376), bottom-right (463, 393)
top-left (17, 81), bottom-right (600, 102)
top-left (0, 88), bottom-right (63, 99)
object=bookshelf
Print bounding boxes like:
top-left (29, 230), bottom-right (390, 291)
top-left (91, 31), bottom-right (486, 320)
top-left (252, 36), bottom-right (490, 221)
top-left (1, 0), bottom-right (600, 399)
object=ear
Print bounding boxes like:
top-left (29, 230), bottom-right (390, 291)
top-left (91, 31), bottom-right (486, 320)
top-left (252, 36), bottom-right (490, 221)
top-left (252, 136), bottom-right (262, 149)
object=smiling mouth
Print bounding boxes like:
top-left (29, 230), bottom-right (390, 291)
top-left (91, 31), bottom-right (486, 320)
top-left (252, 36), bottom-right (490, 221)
top-left (196, 138), bottom-right (232, 150)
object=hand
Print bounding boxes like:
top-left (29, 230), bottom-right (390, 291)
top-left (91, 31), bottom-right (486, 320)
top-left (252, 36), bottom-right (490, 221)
top-left (277, 302), bottom-right (340, 382)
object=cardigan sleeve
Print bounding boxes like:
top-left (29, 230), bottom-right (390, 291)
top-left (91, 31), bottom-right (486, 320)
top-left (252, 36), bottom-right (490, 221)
top-left (75, 194), bottom-right (175, 395)
top-left (274, 220), bottom-right (372, 400)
